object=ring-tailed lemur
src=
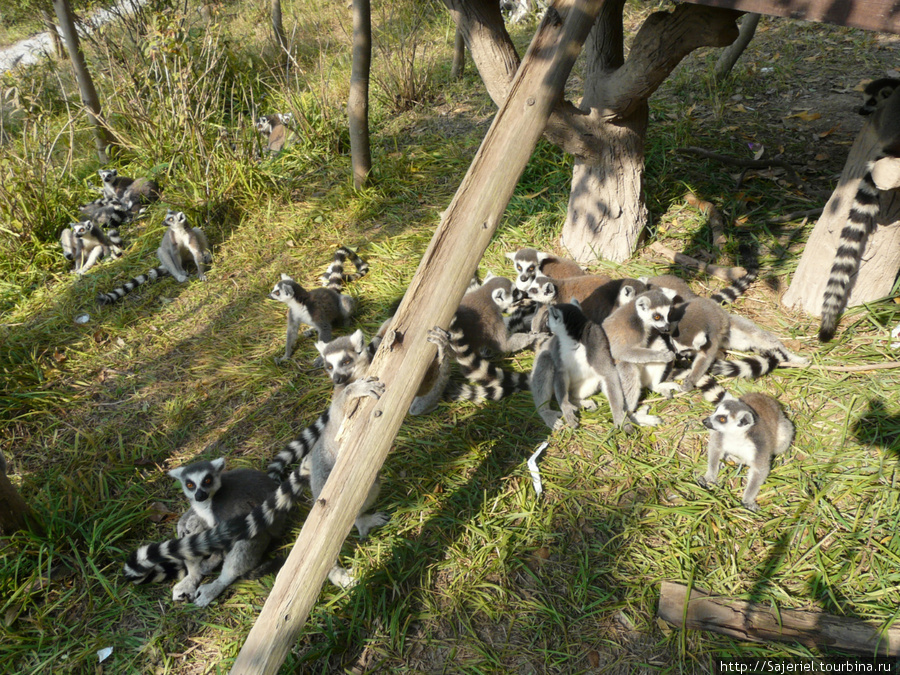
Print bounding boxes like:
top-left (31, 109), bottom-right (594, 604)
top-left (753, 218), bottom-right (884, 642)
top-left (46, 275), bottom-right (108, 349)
top-left (96, 211), bottom-right (210, 305)
top-left (506, 248), bottom-right (584, 292)
top-left (431, 274), bottom-right (541, 401)
top-left (643, 271), bottom-right (757, 307)
top-left (530, 302), bottom-right (632, 431)
top-left (123, 376), bottom-right (388, 590)
top-left (165, 458), bottom-right (291, 607)
top-left (62, 221), bottom-right (124, 274)
top-left (121, 177), bottom-right (161, 212)
top-left (698, 393), bottom-right (793, 511)
top-left (525, 274), bottom-right (638, 329)
top-left (79, 196), bottom-right (130, 229)
top-left (98, 169), bottom-right (135, 200)
top-left (819, 77), bottom-right (900, 342)
top-left (601, 289), bottom-right (682, 426)
top-left (668, 297), bottom-right (807, 394)
top-left (256, 113), bottom-right (294, 154)
top-left (269, 246), bottom-right (369, 365)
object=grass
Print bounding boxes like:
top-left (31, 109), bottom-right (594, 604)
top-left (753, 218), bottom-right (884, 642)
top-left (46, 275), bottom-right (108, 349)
top-left (2, 2), bottom-right (900, 673)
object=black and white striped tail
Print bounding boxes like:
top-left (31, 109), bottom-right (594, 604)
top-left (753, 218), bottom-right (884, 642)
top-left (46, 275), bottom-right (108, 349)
top-left (709, 269), bottom-right (757, 305)
top-left (96, 266), bottom-right (169, 305)
top-left (123, 456), bottom-right (311, 584)
top-left (266, 410), bottom-right (329, 481)
top-left (444, 318), bottom-right (530, 400)
top-left (709, 352), bottom-right (783, 380)
top-left (819, 163), bottom-right (881, 342)
top-left (505, 301), bottom-right (536, 334)
top-left (692, 374), bottom-right (729, 405)
top-left (320, 246), bottom-right (369, 290)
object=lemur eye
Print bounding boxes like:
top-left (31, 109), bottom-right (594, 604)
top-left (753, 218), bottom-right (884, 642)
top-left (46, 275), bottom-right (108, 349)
top-left (717, 416), bottom-right (727, 424)
top-left (186, 481), bottom-right (195, 489)
top-left (653, 313), bottom-right (662, 321)
top-left (326, 364), bottom-right (333, 370)
top-left (202, 477), bottom-right (212, 485)
top-left (342, 358), bottom-right (351, 366)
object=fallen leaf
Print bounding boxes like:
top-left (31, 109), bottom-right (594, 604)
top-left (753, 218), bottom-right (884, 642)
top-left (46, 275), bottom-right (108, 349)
top-left (587, 650), bottom-right (600, 668)
top-left (148, 501), bottom-right (177, 523)
top-left (817, 126), bottom-right (839, 139)
top-left (786, 110), bottom-right (822, 122)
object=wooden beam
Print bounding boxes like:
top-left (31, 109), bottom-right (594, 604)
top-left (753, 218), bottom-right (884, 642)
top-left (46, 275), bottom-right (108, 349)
top-left (682, 0), bottom-right (900, 35)
top-left (658, 581), bottom-right (900, 655)
top-left (228, 1), bottom-right (607, 673)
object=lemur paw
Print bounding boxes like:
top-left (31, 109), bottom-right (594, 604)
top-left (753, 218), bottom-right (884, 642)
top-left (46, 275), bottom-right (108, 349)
top-left (172, 577), bottom-right (200, 603)
top-left (328, 564), bottom-right (357, 589)
top-left (349, 376), bottom-right (384, 400)
top-left (196, 273), bottom-right (207, 282)
top-left (741, 500), bottom-right (760, 513)
top-left (426, 327), bottom-right (452, 348)
top-left (696, 475), bottom-right (715, 490)
top-left (356, 511), bottom-right (390, 539)
top-left (192, 582), bottom-right (224, 608)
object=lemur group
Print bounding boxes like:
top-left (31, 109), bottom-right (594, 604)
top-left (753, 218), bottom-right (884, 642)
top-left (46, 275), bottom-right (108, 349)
top-left (57, 79), bottom-right (898, 609)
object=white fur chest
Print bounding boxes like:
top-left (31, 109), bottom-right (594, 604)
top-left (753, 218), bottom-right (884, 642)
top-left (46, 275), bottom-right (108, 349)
top-left (288, 299), bottom-right (314, 326)
top-left (190, 498), bottom-right (218, 528)
top-left (720, 432), bottom-right (758, 466)
top-left (557, 333), bottom-right (601, 399)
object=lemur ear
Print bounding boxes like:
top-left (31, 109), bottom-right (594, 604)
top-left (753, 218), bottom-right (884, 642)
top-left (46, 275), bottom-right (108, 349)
top-left (211, 457), bottom-right (226, 471)
top-left (350, 330), bottom-right (365, 351)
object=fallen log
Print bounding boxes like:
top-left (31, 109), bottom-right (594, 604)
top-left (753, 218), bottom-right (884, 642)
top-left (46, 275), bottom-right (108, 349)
top-left (658, 581), bottom-right (900, 655)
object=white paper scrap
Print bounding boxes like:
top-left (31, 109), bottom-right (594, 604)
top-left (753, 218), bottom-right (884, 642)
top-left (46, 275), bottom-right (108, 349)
top-left (97, 647), bottom-right (113, 663)
top-left (891, 322), bottom-right (900, 349)
top-left (527, 442), bottom-right (549, 497)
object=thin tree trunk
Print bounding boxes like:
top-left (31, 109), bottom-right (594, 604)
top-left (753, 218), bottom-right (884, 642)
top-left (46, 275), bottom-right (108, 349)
top-left (714, 12), bottom-right (759, 80)
top-left (230, 2), bottom-right (607, 672)
top-left (52, 0), bottom-right (115, 163)
top-left (451, 25), bottom-right (466, 79)
top-left (0, 452), bottom-right (32, 536)
top-left (271, 0), bottom-right (288, 64)
top-left (348, 0), bottom-right (372, 189)
top-left (41, 8), bottom-right (65, 59)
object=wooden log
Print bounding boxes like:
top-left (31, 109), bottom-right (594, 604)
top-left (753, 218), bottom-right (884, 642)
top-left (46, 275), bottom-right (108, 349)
top-left (228, 2), bottom-right (606, 673)
top-left (782, 109), bottom-right (900, 320)
top-left (658, 581), bottom-right (900, 655)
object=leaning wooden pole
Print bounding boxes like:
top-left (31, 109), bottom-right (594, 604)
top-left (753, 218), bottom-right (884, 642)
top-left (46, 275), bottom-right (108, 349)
top-left (229, 1), bottom-right (606, 673)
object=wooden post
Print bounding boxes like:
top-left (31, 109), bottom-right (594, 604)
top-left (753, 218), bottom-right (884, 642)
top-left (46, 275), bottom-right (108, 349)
top-left (228, 1), bottom-right (607, 673)
top-left (782, 107), bottom-right (900, 321)
top-left (658, 581), bottom-right (900, 655)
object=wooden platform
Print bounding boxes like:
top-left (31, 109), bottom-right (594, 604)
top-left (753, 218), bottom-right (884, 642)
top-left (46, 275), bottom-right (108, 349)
top-left (684, 0), bottom-right (900, 34)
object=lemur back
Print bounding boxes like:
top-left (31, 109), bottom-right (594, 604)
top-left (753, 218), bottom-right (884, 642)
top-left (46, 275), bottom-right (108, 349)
top-left (698, 393), bottom-right (793, 511)
top-left (165, 458), bottom-right (288, 607)
top-left (819, 78), bottom-right (900, 342)
top-left (506, 247), bottom-right (584, 291)
top-left (123, 377), bottom-right (389, 592)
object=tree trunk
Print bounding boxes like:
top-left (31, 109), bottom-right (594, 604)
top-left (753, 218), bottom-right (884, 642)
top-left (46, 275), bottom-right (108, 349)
top-left (451, 25), bottom-right (466, 79)
top-left (782, 110), bottom-right (900, 322)
top-left (0, 452), bottom-right (32, 536)
top-left (41, 9), bottom-right (66, 59)
top-left (52, 0), bottom-right (115, 163)
top-left (230, 2), bottom-right (606, 672)
top-left (271, 0), bottom-right (288, 60)
top-left (714, 12), bottom-right (759, 80)
top-left (348, 0), bottom-right (372, 189)
top-left (561, 0), bottom-right (648, 263)
top-left (560, 3), bottom-right (740, 262)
